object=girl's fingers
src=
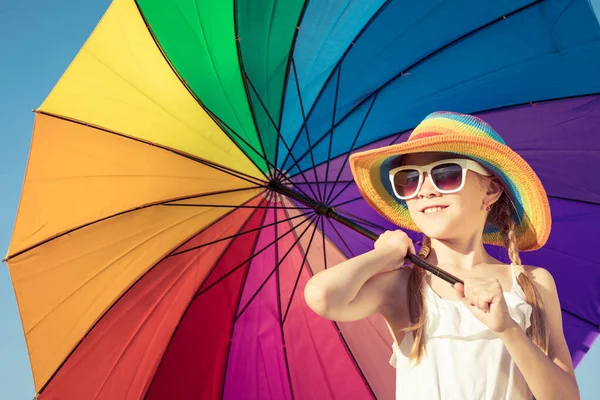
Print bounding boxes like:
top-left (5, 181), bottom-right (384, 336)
top-left (465, 280), bottom-right (476, 300)
top-left (454, 282), bottom-right (465, 297)
top-left (477, 292), bottom-right (491, 312)
top-left (462, 281), bottom-right (486, 310)
top-left (456, 280), bottom-right (501, 313)
top-left (460, 296), bottom-right (476, 310)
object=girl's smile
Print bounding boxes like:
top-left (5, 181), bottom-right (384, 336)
top-left (421, 205), bottom-right (448, 215)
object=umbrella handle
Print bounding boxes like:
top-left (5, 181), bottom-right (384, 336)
top-left (268, 181), bottom-right (463, 286)
top-left (325, 209), bottom-right (463, 286)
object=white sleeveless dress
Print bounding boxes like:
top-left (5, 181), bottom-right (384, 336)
top-left (389, 264), bottom-right (533, 400)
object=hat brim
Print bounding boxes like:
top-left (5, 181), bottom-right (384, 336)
top-left (349, 135), bottom-right (551, 251)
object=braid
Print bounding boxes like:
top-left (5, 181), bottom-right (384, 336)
top-left (494, 193), bottom-right (549, 354)
top-left (402, 235), bottom-right (430, 364)
top-left (498, 195), bottom-right (523, 268)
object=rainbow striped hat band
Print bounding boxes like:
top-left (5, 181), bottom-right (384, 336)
top-left (349, 111), bottom-right (551, 251)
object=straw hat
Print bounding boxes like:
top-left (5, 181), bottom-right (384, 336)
top-left (349, 111), bottom-right (551, 251)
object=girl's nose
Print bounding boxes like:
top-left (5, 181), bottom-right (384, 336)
top-left (417, 172), bottom-right (440, 198)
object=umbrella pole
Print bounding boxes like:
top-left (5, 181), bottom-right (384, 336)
top-left (268, 180), bottom-right (463, 285)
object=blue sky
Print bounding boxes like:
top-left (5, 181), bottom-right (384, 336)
top-left (0, 1), bottom-right (598, 399)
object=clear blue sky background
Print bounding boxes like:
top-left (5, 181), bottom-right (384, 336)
top-left (1, 1), bottom-right (598, 399)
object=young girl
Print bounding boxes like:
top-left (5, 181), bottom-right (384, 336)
top-left (304, 112), bottom-right (579, 399)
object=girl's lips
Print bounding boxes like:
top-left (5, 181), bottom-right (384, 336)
top-left (420, 205), bottom-right (449, 213)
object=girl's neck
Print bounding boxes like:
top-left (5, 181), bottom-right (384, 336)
top-left (426, 235), bottom-right (496, 272)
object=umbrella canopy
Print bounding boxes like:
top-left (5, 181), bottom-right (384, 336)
top-left (5, 0), bottom-right (600, 398)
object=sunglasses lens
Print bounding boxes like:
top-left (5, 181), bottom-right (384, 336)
top-left (431, 163), bottom-right (463, 191)
top-left (393, 169), bottom-right (420, 198)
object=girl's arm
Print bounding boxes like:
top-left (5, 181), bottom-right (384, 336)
top-left (497, 267), bottom-right (580, 400)
top-left (304, 230), bottom-right (413, 322)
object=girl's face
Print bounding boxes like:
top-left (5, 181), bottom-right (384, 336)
top-left (401, 152), bottom-right (501, 241)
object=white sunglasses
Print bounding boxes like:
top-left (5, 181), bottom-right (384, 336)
top-left (388, 158), bottom-right (492, 200)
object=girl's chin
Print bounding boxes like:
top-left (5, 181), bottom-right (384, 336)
top-left (416, 221), bottom-right (457, 239)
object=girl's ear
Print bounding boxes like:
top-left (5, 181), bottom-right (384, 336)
top-left (487, 178), bottom-right (503, 195)
top-left (484, 178), bottom-right (503, 204)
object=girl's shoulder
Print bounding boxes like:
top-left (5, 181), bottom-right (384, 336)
top-left (518, 264), bottom-right (560, 319)
top-left (521, 264), bottom-right (556, 288)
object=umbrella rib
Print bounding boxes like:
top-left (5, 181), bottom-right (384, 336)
top-left (331, 195), bottom-right (363, 208)
top-left (324, 93), bottom-right (378, 205)
top-left (242, 68), bottom-right (320, 201)
top-left (274, 0), bottom-right (310, 171)
top-left (191, 0), bottom-right (269, 168)
top-left (282, 220), bottom-right (320, 324)
top-left (388, 126), bottom-right (412, 146)
top-left (281, 0), bottom-right (543, 175)
top-left (4, 187), bottom-right (264, 262)
top-left (547, 194), bottom-right (600, 207)
top-left (169, 213), bottom-right (309, 258)
top-left (189, 192), bottom-right (274, 291)
top-left (163, 203), bottom-right (311, 210)
top-left (330, 318), bottom-right (379, 399)
top-left (279, 197), bottom-right (319, 323)
top-left (234, 213), bottom-right (318, 321)
top-left (163, 187), bottom-right (262, 204)
top-left (335, 209), bottom-right (388, 232)
top-left (322, 67), bottom-right (342, 203)
top-left (157, 187), bottom-right (264, 207)
top-left (294, 180), bottom-right (354, 184)
top-left (273, 198), bottom-right (297, 400)
top-left (276, 0), bottom-right (392, 173)
top-left (33, 111), bottom-right (270, 190)
top-left (291, 57), bottom-right (323, 201)
top-left (561, 308), bottom-right (600, 330)
top-left (326, 217), bottom-right (357, 259)
top-left (218, 204), bottom-right (270, 400)
top-left (321, 215), bottom-right (328, 269)
top-left (195, 213), bottom-right (315, 298)
top-left (175, 150), bottom-right (270, 188)
top-left (327, 178), bottom-right (358, 207)
top-left (233, 0), bottom-right (272, 176)
top-left (241, 72), bottom-right (318, 201)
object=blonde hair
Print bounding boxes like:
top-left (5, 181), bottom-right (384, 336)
top-left (400, 191), bottom-right (549, 364)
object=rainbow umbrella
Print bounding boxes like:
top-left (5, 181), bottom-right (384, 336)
top-left (5, 0), bottom-right (600, 398)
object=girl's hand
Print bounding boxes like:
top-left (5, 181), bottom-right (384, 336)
top-left (454, 278), bottom-right (518, 334)
top-left (373, 230), bottom-right (415, 272)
